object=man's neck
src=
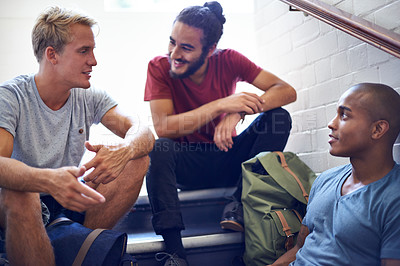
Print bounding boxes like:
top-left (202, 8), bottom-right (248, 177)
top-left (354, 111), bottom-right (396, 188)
top-left (189, 59), bottom-right (209, 85)
top-left (342, 151), bottom-right (395, 195)
top-left (34, 72), bottom-right (71, 111)
top-left (351, 154), bottom-right (394, 182)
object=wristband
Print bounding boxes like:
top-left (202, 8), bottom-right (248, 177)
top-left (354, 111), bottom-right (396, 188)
top-left (239, 112), bottom-right (246, 124)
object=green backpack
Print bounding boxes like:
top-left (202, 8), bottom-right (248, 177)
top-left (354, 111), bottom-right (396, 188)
top-left (241, 151), bottom-right (317, 266)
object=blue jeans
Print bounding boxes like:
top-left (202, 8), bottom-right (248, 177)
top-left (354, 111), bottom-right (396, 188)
top-left (146, 108), bottom-right (292, 234)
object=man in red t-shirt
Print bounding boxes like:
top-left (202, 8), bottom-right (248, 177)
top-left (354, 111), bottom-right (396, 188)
top-left (144, 2), bottom-right (296, 265)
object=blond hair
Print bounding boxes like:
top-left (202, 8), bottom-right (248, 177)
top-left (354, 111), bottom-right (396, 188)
top-left (32, 6), bottom-right (97, 62)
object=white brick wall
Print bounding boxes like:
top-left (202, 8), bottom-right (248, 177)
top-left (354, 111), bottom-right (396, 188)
top-left (254, 0), bottom-right (400, 172)
top-left (322, 0), bottom-right (400, 34)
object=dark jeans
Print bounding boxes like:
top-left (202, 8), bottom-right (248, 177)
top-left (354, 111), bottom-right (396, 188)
top-left (41, 195), bottom-right (85, 225)
top-left (146, 108), bottom-right (292, 234)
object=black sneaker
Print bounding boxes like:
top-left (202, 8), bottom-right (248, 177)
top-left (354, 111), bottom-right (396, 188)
top-left (220, 200), bottom-right (244, 232)
top-left (155, 252), bottom-right (188, 266)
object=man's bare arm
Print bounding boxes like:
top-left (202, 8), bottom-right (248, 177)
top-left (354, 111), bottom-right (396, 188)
top-left (83, 106), bottom-right (155, 184)
top-left (0, 128), bottom-right (104, 212)
top-left (252, 70), bottom-right (297, 112)
top-left (150, 69), bottom-right (295, 140)
top-left (212, 69), bottom-right (296, 151)
top-left (150, 92), bottom-right (265, 139)
top-left (269, 224), bottom-right (309, 266)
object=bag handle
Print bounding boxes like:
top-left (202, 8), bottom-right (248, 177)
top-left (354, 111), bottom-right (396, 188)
top-left (274, 152), bottom-right (309, 202)
top-left (72, 229), bottom-right (106, 266)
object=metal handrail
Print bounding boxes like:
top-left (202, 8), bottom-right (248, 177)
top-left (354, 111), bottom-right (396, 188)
top-left (280, 0), bottom-right (400, 59)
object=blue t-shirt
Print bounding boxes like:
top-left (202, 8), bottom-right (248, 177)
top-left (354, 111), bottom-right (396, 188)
top-left (0, 74), bottom-right (117, 168)
top-left (292, 164), bottom-right (400, 265)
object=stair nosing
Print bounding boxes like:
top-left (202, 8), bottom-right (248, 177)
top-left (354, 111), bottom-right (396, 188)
top-left (126, 232), bottom-right (244, 254)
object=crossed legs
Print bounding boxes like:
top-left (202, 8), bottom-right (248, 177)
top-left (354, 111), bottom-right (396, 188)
top-left (0, 155), bottom-right (149, 265)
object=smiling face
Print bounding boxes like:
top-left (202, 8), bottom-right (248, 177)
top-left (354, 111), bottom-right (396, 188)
top-left (54, 23), bottom-right (97, 89)
top-left (168, 21), bottom-right (209, 80)
top-left (328, 89), bottom-right (375, 158)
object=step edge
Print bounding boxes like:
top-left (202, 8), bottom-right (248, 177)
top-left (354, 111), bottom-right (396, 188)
top-left (126, 232), bottom-right (244, 254)
top-left (135, 187), bottom-right (236, 206)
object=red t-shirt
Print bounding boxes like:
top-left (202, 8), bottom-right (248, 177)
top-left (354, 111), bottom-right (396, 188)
top-left (144, 49), bottom-right (262, 143)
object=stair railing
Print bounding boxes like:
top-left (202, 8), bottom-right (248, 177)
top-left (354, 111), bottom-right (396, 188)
top-left (280, 0), bottom-right (400, 59)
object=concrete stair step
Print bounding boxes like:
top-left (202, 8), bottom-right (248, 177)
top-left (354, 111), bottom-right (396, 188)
top-left (114, 187), bottom-right (245, 265)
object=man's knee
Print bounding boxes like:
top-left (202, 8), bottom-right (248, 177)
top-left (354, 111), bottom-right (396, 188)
top-left (148, 138), bottom-right (179, 173)
top-left (135, 155), bottom-right (150, 178)
top-left (124, 155), bottom-right (150, 182)
top-left (151, 138), bottom-right (177, 156)
top-left (258, 108), bottom-right (292, 134)
top-left (0, 190), bottom-right (42, 226)
top-left (1, 190), bottom-right (40, 212)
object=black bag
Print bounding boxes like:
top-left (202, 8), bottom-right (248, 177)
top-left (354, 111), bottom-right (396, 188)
top-left (46, 218), bottom-right (137, 266)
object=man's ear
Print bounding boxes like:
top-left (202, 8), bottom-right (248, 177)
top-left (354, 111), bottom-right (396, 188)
top-left (206, 43), bottom-right (217, 58)
top-left (371, 120), bottom-right (390, 140)
top-left (44, 46), bottom-right (57, 65)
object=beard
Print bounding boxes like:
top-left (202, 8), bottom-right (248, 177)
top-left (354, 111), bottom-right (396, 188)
top-left (169, 50), bottom-right (208, 79)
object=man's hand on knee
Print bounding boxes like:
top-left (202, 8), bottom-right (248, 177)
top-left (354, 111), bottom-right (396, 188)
top-left (47, 166), bottom-right (105, 212)
top-left (82, 141), bottom-right (132, 185)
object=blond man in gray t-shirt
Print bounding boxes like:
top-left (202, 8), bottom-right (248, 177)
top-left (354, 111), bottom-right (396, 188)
top-left (0, 7), bottom-right (154, 265)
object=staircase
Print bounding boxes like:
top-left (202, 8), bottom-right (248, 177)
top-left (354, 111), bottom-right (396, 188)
top-left (114, 187), bottom-right (245, 266)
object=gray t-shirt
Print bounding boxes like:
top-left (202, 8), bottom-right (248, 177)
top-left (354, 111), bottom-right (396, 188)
top-left (0, 74), bottom-right (117, 168)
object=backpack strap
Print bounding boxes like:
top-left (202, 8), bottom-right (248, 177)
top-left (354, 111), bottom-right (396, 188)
top-left (292, 209), bottom-right (303, 223)
top-left (72, 229), bottom-right (106, 266)
top-left (274, 151), bottom-right (309, 202)
top-left (274, 210), bottom-right (294, 251)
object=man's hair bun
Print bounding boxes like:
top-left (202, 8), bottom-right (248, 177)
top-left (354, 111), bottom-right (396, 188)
top-left (204, 1), bottom-right (226, 25)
